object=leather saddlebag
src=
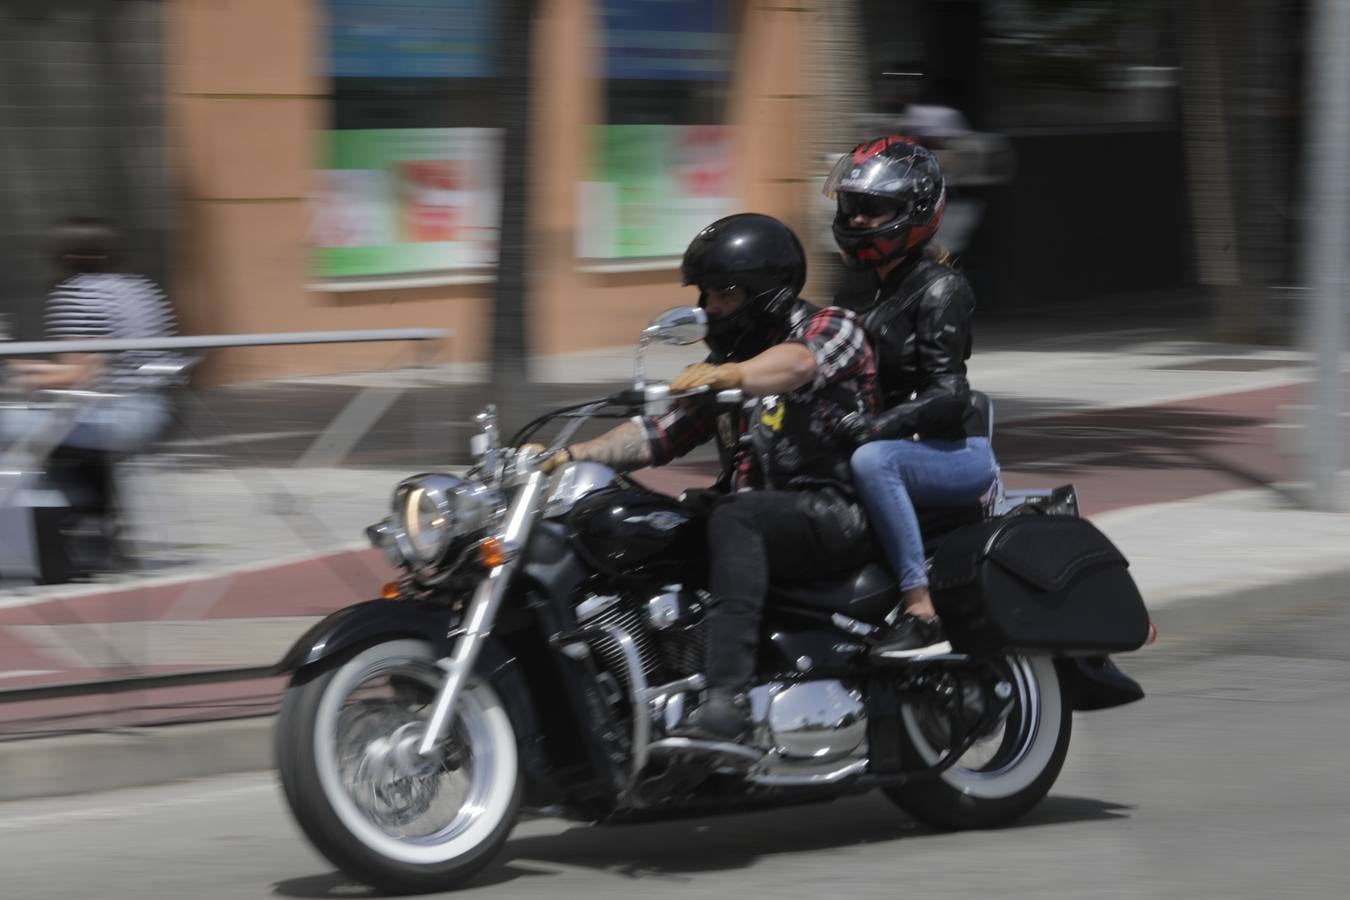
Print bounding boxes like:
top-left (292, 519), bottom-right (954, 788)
top-left (929, 515), bottom-right (1150, 655)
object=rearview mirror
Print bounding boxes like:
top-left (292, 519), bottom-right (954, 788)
top-left (634, 306), bottom-right (707, 392)
top-left (642, 306), bottom-right (707, 346)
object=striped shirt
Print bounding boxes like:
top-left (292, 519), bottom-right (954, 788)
top-left (44, 273), bottom-right (185, 393)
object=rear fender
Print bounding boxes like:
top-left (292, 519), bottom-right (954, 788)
top-left (1055, 655), bottom-right (1144, 711)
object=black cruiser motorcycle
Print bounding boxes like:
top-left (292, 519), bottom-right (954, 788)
top-left (274, 307), bottom-right (1153, 894)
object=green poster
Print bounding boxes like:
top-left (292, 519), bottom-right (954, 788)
top-left (580, 124), bottom-right (735, 259)
top-left (311, 128), bottom-right (500, 278)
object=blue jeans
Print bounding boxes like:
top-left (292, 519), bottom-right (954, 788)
top-left (0, 394), bottom-right (169, 454)
top-left (851, 437), bottom-right (998, 591)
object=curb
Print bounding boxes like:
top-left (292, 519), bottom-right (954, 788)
top-left (0, 717), bottom-right (274, 802)
top-left (5, 564), bottom-right (1350, 803)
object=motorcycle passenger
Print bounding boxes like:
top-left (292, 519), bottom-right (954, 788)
top-left (534, 213), bottom-right (878, 743)
top-left (824, 136), bottom-right (997, 659)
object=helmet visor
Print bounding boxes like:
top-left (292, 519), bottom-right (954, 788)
top-left (836, 191), bottom-right (913, 221)
top-left (823, 152), bottom-right (922, 199)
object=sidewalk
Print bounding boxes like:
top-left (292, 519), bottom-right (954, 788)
top-left (2, 321), bottom-right (1348, 798)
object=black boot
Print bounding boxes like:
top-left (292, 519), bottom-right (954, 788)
top-left (672, 686), bottom-right (751, 743)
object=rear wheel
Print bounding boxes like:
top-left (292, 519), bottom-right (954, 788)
top-left (885, 654), bottom-right (1070, 829)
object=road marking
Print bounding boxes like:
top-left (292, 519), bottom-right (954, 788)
top-left (0, 669), bottom-right (55, 680)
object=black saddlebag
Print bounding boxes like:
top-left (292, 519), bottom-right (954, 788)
top-left (929, 515), bottom-right (1150, 655)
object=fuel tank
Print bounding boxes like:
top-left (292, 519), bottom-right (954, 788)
top-left (566, 483), bottom-right (703, 582)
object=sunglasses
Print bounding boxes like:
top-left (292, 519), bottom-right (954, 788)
top-left (837, 193), bottom-right (908, 220)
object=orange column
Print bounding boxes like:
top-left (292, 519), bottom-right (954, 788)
top-left (168, 0), bottom-right (490, 383)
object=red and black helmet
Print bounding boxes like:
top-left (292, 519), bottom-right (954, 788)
top-left (823, 136), bottom-right (946, 270)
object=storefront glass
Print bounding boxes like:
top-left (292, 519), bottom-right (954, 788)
top-left (577, 0), bottom-right (738, 260)
top-left (311, 0), bottom-right (501, 279)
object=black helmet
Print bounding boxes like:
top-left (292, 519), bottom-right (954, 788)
top-left (680, 213), bottom-right (806, 349)
top-left (824, 136), bottom-right (945, 269)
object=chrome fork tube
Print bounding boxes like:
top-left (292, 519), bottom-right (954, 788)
top-left (417, 470), bottom-right (546, 757)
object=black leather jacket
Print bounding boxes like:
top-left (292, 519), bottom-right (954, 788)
top-left (842, 256), bottom-right (987, 442)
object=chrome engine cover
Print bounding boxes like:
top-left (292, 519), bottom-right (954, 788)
top-left (756, 681), bottom-right (867, 763)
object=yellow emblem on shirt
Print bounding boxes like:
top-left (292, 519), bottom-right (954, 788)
top-left (760, 397), bottom-right (786, 433)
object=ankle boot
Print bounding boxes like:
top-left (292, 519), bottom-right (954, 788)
top-left (672, 686), bottom-right (751, 743)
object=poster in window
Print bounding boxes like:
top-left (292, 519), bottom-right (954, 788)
top-left (578, 124), bottom-right (735, 260)
top-left (311, 128), bottom-right (500, 278)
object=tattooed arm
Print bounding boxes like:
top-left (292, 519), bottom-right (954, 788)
top-left (538, 401), bottom-right (715, 474)
top-left (566, 420), bottom-right (653, 472)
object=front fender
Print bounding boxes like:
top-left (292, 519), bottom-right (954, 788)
top-left (274, 598), bottom-right (460, 674)
top-left (274, 596), bottom-right (576, 810)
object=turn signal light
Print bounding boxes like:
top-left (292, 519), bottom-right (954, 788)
top-left (1146, 621), bottom-right (1159, 645)
top-left (479, 537), bottom-right (506, 568)
top-left (381, 581), bottom-right (402, 600)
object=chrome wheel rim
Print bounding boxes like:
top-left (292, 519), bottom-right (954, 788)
top-left (310, 641), bottom-right (517, 865)
top-left (905, 655), bottom-right (1045, 779)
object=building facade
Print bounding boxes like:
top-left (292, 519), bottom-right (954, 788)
top-left (3, 0), bottom-right (1239, 383)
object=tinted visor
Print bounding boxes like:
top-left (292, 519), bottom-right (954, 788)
top-left (837, 192), bottom-right (911, 220)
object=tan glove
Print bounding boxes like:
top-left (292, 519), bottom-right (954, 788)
top-left (670, 362), bottom-right (744, 394)
top-left (521, 443), bottom-right (574, 475)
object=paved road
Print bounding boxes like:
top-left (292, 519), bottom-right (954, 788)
top-left (3, 600), bottom-right (1348, 899)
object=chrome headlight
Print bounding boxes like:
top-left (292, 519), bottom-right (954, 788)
top-left (386, 474), bottom-right (505, 567)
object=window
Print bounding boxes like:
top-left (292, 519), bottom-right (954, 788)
top-left (577, 0), bottom-right (739, 261)
top-left (311, 0), bottom-right (501, 280)
top-left (982, 0), bottom-right (1180, 129)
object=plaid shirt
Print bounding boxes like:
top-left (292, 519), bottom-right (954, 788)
top-left (637, 306), bottom-right (877, 489)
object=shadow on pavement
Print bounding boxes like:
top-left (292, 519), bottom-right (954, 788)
top-left (997, 407), bottom-right (1270, 475)
top-left (269, 793), bottom-right (1131, 894)
top-left (272, 863), bottom-right (550, 897)
top-left (495, 792), bottom-right (1130, 880)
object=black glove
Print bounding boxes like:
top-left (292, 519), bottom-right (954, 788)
top-left (835, 411), bottom-right (876, 449)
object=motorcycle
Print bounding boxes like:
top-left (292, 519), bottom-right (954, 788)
top-left (274, 307), bottom-right (1152, 894)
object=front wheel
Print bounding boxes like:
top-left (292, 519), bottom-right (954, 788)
top-left (275, 639), bottom-right (522, 894)
top-left (885, 654), bottom-right (1071, 829)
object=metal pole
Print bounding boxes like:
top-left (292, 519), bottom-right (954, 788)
top-left (0, 328), bottom-right (449, 357)
top-left (1303, 0), bottom-right (1350, 510)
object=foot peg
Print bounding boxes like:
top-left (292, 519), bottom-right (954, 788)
top-left (647, 737), bottom-right (763, 768)
top-left (870, 650), bottom-right (970, 667)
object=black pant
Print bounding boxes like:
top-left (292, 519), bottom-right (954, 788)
top-left (704, 488), bottom-right (874, 688)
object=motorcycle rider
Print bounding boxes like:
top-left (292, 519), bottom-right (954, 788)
top-left (825, 135), bottom-right (997, 658)
top-left (534, 213), bottom-right (877, 742)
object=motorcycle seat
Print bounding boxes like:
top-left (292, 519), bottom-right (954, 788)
top-left (770, 561), bottom-right (900, 623)
top-left (769, 503), bottom-right (987, 623)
